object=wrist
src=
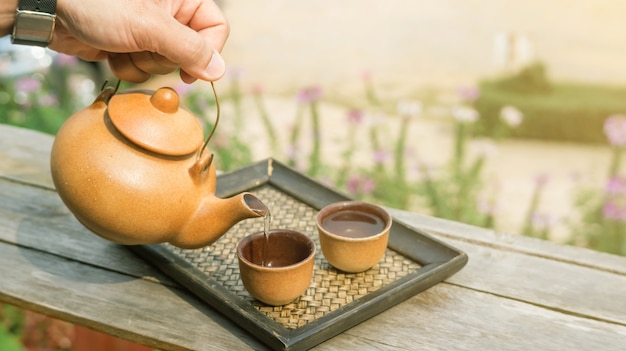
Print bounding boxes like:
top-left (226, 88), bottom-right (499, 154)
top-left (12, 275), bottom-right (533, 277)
top-left (0, 0), bottom-right (18, 37)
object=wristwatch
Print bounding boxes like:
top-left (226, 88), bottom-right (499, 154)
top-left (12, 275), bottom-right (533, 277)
top-left (12, 0), bottom-right (57, 47)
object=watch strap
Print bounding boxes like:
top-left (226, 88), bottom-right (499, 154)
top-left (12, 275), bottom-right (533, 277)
top-left (18, 0), bottom-right (57, 15)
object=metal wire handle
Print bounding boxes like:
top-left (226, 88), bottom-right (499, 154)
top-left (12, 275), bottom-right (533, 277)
top-left (197, 81), bottom-right (221, 172)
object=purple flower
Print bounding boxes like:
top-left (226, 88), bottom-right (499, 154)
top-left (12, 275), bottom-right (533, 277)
top-left (251, 84), bottom-right (264, 96)
top-left (530, 212), bottom-right (558, 230)
top-left (16, 76), bottom-right (41, 93)
top-left (285, 144), bottom-right (298, 160)
top-left (457, 86), bottom-right (480, 102)
top-left (346, 177), bottom-right (360, 194)
top-left (54, 54), bottom-right (79, 67)
top-left (605, 176), bottom-right (626, 196)
top-left (603, 201), bottom-right (618, 220)
top-left (346, 175), bottom-right (375, 196)
top-left (361, 70), bottom-right (374, 82)
top-left (37, 93), bottom-right (59, 107)
top-left (569, 170), bottom-right (582, 183)
top-left (534, 173), bottom-right (549, 189)
top-left (604, 114), bottom-right (626, 147)
top-left (361, 178), bottom-right (375, 194)
top-left (211, 133), bottom-right (230, 148)
top-left (226, 67), bottom-right (245, 80)
top-left (347, 109), bottom-right (364, 124)
top-left (602, 200), bottom-right (626, 222)
top-left (477, 195), bottom-right (499, 216)
top-left (296, 86), bottom-right (322, 104)
top-left (373, 150), bottom-right (391, 164)
top-left (602, 176), bottom-right (626, 222)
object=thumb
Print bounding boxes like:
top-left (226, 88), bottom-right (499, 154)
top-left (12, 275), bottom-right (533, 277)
top-left (181, 49), bottom-right (226, 83)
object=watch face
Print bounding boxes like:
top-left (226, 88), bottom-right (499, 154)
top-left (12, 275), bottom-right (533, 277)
top-left (12, 11), bottom-right (56, 47)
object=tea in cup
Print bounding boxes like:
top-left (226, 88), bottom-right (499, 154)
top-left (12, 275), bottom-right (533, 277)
top-left (316, 201), bottom-right (392, 273)
top-left (237, 229), bottom-right (315, 306)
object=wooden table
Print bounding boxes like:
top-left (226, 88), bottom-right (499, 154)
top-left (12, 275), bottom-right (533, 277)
top-left (1, 124), bottom-right (625, 351)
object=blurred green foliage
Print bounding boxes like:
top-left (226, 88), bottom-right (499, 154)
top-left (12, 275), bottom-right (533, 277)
top-left (0, 305), bottom-right (25, 351)
top-left (474, 63), bottom-right (626, 144)
top-left (0, 55), bottom-right (101, 135)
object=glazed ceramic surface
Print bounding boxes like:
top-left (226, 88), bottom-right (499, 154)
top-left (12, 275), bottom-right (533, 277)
top-left (50, 86), bottom-right (268, 249)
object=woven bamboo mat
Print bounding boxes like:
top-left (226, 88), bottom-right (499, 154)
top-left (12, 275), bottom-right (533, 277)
top-left (165, 184), bottom-right (421, 330)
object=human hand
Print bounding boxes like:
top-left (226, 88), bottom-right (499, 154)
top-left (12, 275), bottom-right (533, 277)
top-left (51, 0), bottom-right (229, 83)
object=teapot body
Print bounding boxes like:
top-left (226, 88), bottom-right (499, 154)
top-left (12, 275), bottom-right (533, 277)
top-left (51, 94), bottom-right (214, 245)
top-left (50, 87), bottom-right (268, 248)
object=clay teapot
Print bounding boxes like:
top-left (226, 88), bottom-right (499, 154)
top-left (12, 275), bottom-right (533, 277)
top-left (50, 85), bottom-right (268, 249)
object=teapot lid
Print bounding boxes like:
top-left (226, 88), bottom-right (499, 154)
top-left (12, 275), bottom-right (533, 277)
top-left (108, 87), bottom-right (204, 156)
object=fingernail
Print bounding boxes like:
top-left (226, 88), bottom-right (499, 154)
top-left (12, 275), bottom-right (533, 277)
top-left (204, 51), bottom-right (226, 81)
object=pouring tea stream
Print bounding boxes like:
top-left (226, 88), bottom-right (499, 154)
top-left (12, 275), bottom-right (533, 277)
top-left (50, 83), bottom-right (268, 249)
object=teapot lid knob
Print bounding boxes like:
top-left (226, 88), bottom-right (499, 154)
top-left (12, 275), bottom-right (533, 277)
top-left (150, 87), bottom-right (179, 114)
top-left (107, 88), bottom-right (204, 156)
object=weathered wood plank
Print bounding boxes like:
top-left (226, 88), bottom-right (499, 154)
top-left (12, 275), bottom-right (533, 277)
top-left (391, 209), bottom-right (626, 276)
top-left (440, 236), bottom-right (626, 326)
top-left (389, 210), bottom-right (626, 327)
top-left (0, 125), bottom-right (54, 188)
top-left (3, 241), bottom-right (626, 351)
top-left (321, 283), bottom-right (626, 351)
top-left (0, 241), bottom-right (267, 351)
top-left (0, 176), bottom-right (175, 286)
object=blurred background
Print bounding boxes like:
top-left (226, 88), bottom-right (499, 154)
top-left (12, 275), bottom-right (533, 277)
top-left (2, 1), bottom-right (626, 349)
top-left (221, 0), bottom-right (626, 96)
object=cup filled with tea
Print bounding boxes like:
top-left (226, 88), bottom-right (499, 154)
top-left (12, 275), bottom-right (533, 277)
top-left (316, 201), bottom-right (392, 273)
top-left (237, 229), bottom-right (316, 306)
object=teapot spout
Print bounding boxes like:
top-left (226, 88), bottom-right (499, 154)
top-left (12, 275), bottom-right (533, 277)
top-left (172, 193), bottom-right (269, 249)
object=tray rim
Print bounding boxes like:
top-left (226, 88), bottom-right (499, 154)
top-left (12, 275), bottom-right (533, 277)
top-left (131, 158), bottom-right (468, 351)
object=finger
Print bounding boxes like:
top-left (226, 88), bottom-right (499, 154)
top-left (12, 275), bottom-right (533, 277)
top-left (177, 49), bottom-right (224, 84)
top-left (143, 5), bottom-right (228, 81)
top-left (183, 1), bottom-right (230, 52)
top-left (179, 69), bottom-right (197, 84)
top-left (129, 52), bottom-right (178, 75)
top-left (107, 53), bottom-right (151, 83)
top-left (149, 24), bottom-right (226, 81)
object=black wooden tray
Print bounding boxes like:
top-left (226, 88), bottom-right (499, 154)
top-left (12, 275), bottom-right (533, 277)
top-left (131, 159), bottom-right (468, 351)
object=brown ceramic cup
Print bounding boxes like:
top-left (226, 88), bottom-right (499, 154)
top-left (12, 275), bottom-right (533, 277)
top-left (316, 201), bottom-right (392, 273)
top-left (237, 229), bottom-right (316, 306)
